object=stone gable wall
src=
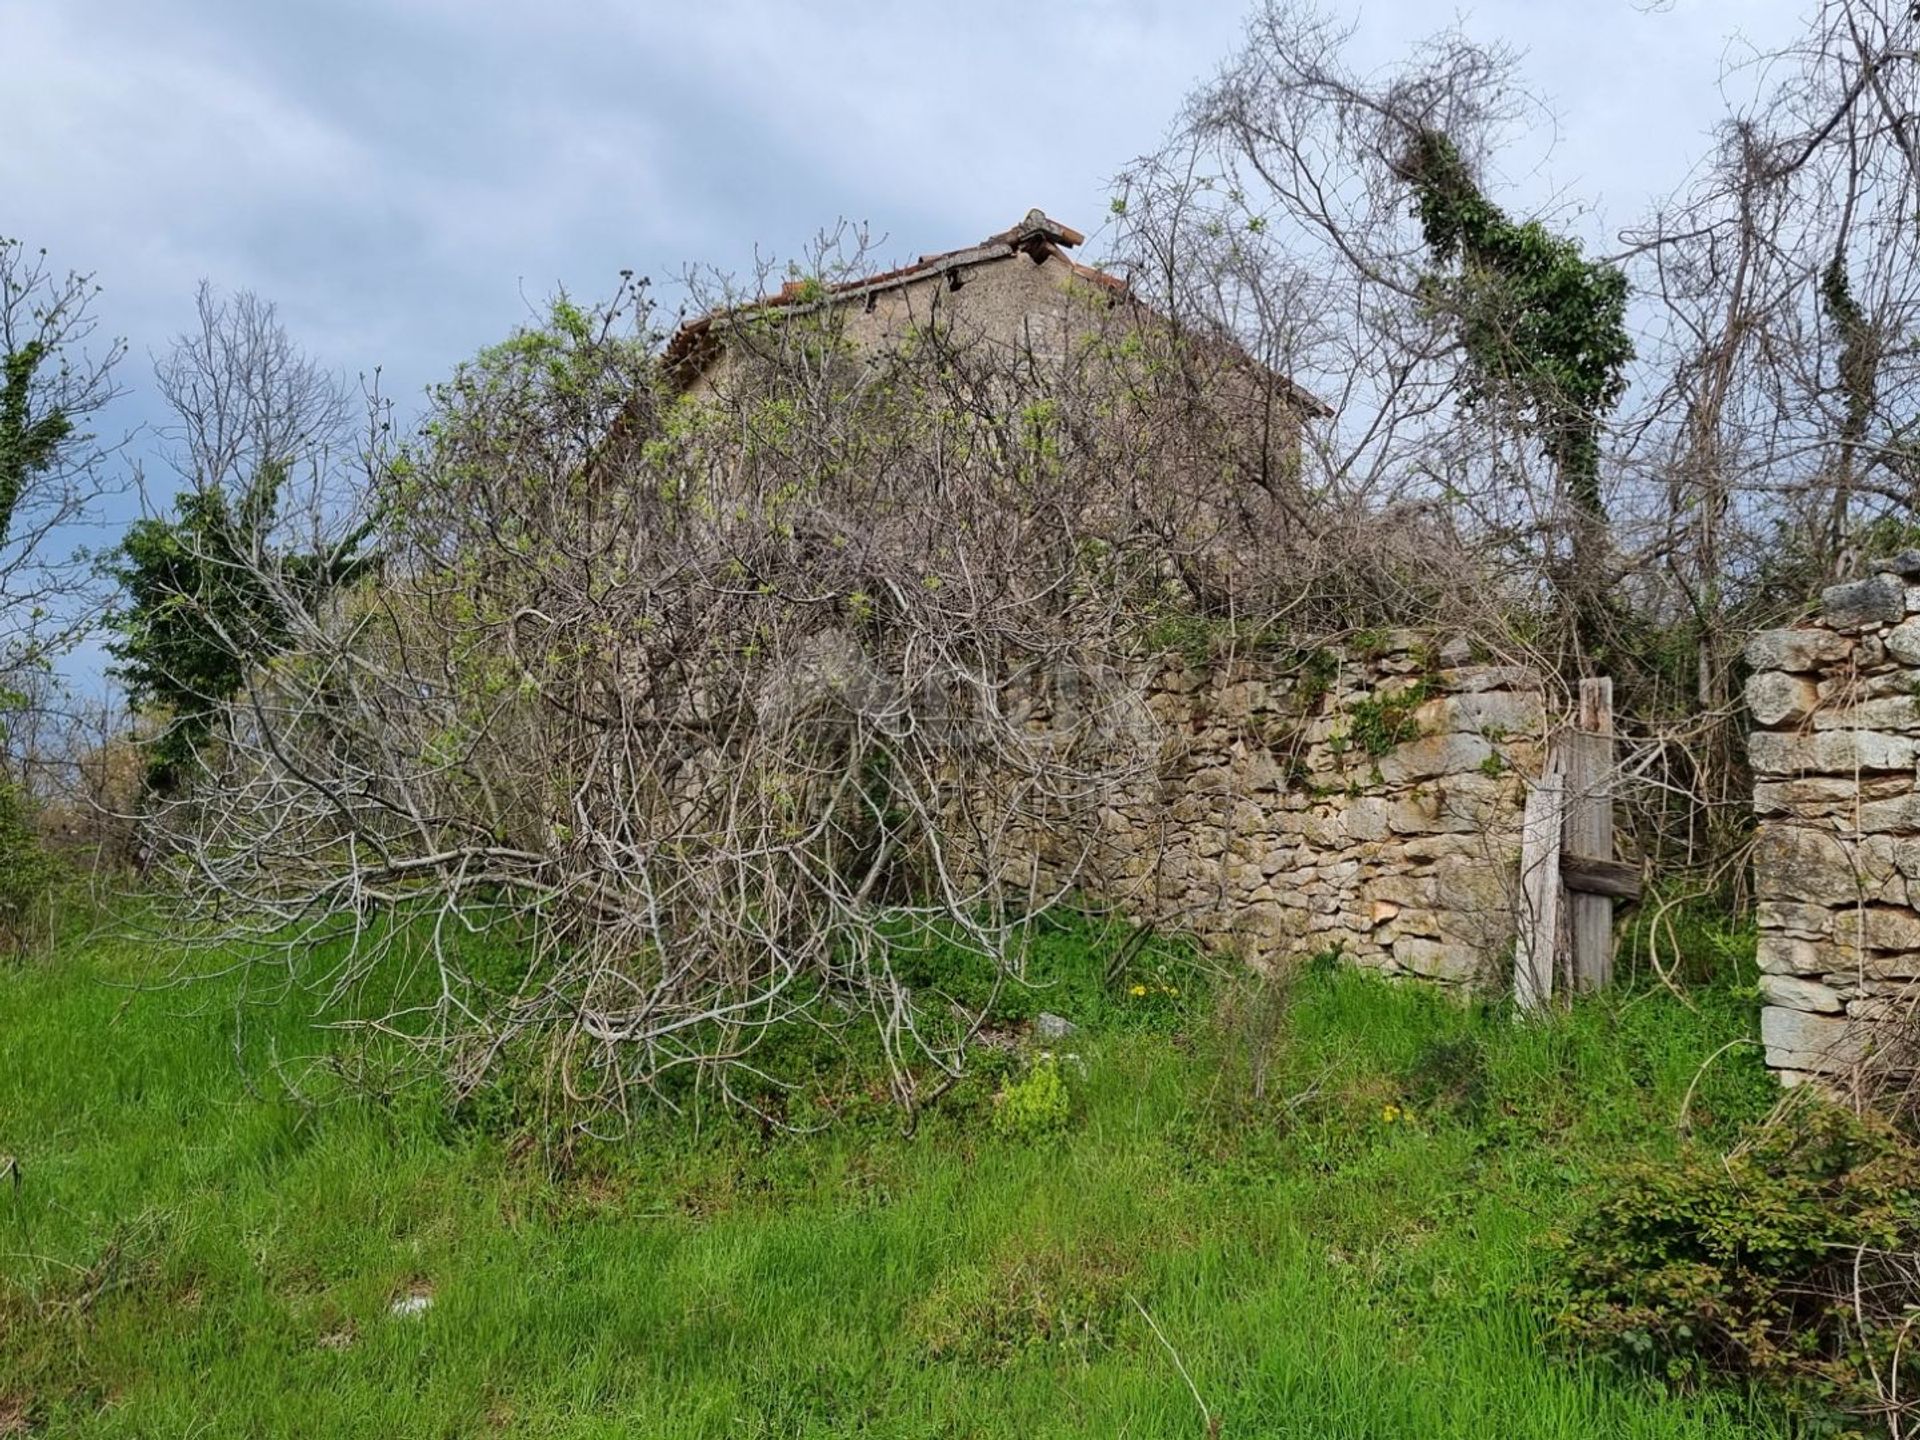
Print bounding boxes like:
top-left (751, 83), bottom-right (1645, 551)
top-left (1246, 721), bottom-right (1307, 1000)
top-left (1746, 556), bottom-right (1920, 1083)
top-left (1003, 634), bottom-right (1549, 985)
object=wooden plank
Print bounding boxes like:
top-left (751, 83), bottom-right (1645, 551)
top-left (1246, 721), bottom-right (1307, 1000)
top-left (1515, 753), bottom-right (1566, 1015)
top-left (1564, 678), bottom-right (1616, 992)
top-left (1561, 853), bottom-right (1642, 901)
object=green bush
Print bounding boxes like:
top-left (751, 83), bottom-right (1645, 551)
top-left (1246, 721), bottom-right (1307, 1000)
top-left (1545, 1103), bottom-right (1920, 1429)
top-left (0, 781), bottom-right (58, 957)
top-left (991, 1053), bottom-right (1072, 1142)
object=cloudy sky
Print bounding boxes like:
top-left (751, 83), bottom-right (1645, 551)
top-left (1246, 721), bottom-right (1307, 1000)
top-left (6, 0), bottom-right (1811, 680)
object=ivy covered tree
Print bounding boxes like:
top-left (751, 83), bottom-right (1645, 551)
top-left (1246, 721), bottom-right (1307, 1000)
top-left (1397, 129), bottom-right (1633, 529)
top-left (0, 340), bottom-right (74, 546)
top-left (108, 462), bottom-right (371, 792)
top-left (106, 286), bottom-right (372, 793)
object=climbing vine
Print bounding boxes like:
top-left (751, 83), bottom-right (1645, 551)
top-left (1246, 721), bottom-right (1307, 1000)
top-left (0, 339), bottom-right (74, 548)
top-left (1820, 255), bottom-right (1879, 461)
top-left (1399, 130), bottom-right (1632, 523)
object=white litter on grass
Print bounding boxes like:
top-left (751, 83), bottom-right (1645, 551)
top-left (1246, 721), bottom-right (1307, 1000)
top-left (389, 1292), bottom-right (434, 1318)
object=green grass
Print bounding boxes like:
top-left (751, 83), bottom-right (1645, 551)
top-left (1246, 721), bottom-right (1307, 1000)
top-left (0, 916), bottom-right (1786, 1437)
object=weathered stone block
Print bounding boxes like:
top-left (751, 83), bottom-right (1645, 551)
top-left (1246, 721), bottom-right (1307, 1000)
top-left (1315, 858), bottom-right (1362, 887)
top-left (1760, 1005), bottom-right (1879, 1072)
top-left (1745, 627), bottom-right (1852, 673)
top-left (1417, 690), bottom-right (1546, 736)
top-left (1886, 619), bottom-right (1920, 667)
top-left (1393, 935), bottom-right (1481, 983)
top-left (1752, 824), bottom-right (1879, 904)
top-left (1757, 934), bottom-right (1830, 975)
top-left (1234, 901), bottom-right (1308, 946)
top-left (1374, 732), bottom-right (1493, 784)
top-left (1818, 672), bottom-right (1920, 703)
top-left (1380, 788), bottom-right (1475, 836)
top-left (1749, 730), bottom-right (1917, 775)
top-left (1754, 776), bottom-right (1913, 817)
top-left (1812, 694), bottom-right (1920, 733)
top-left (1757, 900), bottom-right (1837, 937)
top-left (1856, 951), bottom-right (1920, 981)
top-left (1880, 550), bottom-right (1920, 579)
top-left (1758, 974), bottom-right (1844, 1012)
top-left (1745, 671), bottom-right (1819, 728)
top-left (1856, 795), bottom-right (1920, 834)
top-left (1364, 874), bottom-right (1438, 909)
top-left (1341, 798), bottom-right (1393, 843)
top-left (1832, 906), bottom-right (1920, 953)
top-left (1401, 833), bottom-right (1490, 862)
top-left (1822, 574), bottom-right (1906, 629)
top-left (1432, 851), bottom-right (1511, 912)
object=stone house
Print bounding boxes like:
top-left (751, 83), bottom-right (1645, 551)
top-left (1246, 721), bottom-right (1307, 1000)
top-left (664, 208), bottom-right (1330, 479)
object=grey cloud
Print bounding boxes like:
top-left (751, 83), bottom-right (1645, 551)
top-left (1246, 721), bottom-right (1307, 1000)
top-left (4, 0), bottom-right (1810, 695)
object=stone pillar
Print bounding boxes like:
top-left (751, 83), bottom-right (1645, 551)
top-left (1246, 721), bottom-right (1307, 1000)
top-left (1746, 553), bottom-right (1920, 1084)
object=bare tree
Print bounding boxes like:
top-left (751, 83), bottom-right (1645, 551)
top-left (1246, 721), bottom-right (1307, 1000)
top-left (1600, 0), bottom-right (1920, 866)
top-left (1112, 3), bottom-right (1630, 670)
top-left (0, 238), bottom-right (124, 951)
top-left (1109, 0), bottom-right (1920, 880)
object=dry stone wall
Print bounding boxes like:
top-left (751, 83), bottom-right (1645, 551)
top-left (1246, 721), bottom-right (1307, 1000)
top-left (1746, 553), bottom-right (1920, 1083)
top-left (1006, 635), bottom-right (1549, 987)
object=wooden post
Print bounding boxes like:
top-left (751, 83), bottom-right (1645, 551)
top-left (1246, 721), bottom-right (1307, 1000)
top-left (1564, 678), bottom-right (1616, 992)
top-left (1516, 753), bottom-right (1565, 1015)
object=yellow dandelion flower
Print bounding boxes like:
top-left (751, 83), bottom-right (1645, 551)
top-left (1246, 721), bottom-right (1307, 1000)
top-left (1382, 1104), bottom-right (1401, 1123)
top-left (1129, 984), bottom-right (1147, 997)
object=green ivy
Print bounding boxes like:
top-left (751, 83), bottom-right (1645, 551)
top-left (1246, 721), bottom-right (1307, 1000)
top-left (1343, 678), bottom-right (1434, 758)
top-left (1401, 130), bottom-right (1632, 521)
top-left (0, 338), bottom-right (74, 549)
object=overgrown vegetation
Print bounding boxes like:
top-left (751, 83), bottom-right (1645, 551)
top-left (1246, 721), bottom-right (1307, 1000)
top-left (6, 8), bottom-right (1920, 1427)
top-left (0, 779), bottom-right (58, 957)
top-left (0, 916), bottom-right (1793, 1438)
top-left (1339, 675), bottom-right (1435, 758)
top-left (1548, 1105), bottom-right (1920, 1433)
